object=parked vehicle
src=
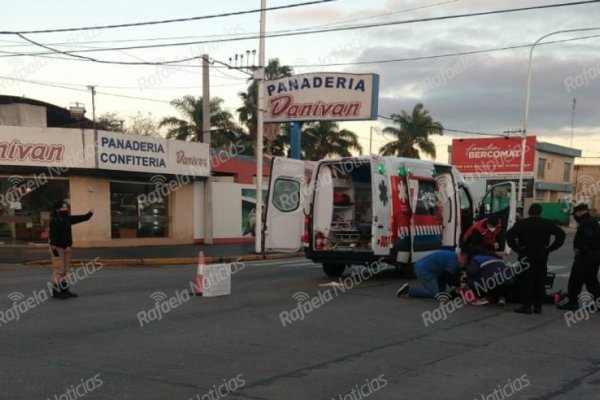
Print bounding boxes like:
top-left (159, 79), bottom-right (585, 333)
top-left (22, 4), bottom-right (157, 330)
top-left (264, 156), bottom-right (516, 277)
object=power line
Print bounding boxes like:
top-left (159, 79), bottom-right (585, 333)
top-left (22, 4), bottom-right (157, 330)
top-left (0, 0), bottom-right (336, 35)
top-left (288, 33), bottom-right (600, 67)
top-left (3, 0), bottom-right (597, 59)
top-left (0, 74), bottom-right (172, 103)
top-left (308, 0), bottom-right (463, 28)
top-left (0, 1), bottom-right (460, 53)
top-left (3, 31), bottom-right (599, 71)
top-left (377, 114), bottom-right (514, 138)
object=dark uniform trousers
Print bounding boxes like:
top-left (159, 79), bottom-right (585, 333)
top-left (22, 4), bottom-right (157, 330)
top-left (567, 251), bottom-right (600, 304)
top-left (516, 251), bottom-right (548, 308)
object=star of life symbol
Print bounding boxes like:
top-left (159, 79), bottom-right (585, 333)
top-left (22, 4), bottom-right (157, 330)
top-left (397, 181), bottom-right (408, 203)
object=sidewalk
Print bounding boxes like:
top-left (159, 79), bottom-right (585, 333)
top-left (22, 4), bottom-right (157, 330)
top-left (0, 242), bottom-right (303, 266)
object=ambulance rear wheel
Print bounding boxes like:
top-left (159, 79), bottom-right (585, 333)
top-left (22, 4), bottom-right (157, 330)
top-left (322, 263), bottom-right (346, 277)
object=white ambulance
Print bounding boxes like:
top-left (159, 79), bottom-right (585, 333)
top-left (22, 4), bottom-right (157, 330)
top-left (264, 156), bottom-right (516, 277)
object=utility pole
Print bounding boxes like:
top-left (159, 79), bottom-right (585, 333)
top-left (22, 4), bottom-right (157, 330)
top-left (202, 55), bottom-right (211, 145)
top-left (202, 54), bottom-right (213, 244)
top-left (521, 27), bottom-right (600, 215)
top-left (87, 85), bottom-right (98, 167)
top-left (255, 0), bottom-right (266, 254)
top-left (570, 98), bottom-right (576, 148)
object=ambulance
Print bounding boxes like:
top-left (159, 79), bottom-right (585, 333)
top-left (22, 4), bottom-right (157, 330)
top-left (264, 156), bottom-right (517, 277)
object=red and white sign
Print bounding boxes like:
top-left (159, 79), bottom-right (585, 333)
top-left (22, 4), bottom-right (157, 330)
top-left (451, 136), bottom-right (536, 175)
top-left (0, 126), bottom-right (91, 169)
top-left (264, 72), bottom-right (379, 123)
top-left (0, 127), bottom-right (210, 176)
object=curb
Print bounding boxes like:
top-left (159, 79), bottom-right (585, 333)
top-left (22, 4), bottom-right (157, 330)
top-left (24, 252), bottom-right (304, 267)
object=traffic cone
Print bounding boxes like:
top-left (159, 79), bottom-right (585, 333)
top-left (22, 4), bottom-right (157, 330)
top-left (192, 251), bottom-right (205, 296)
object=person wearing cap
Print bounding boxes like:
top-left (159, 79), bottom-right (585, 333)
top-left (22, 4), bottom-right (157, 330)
top-left (48, 200), bottom-right (94, 299)
top-left (506, 203), bottom-right (566, 314)
top-left (557, 203), bottom-right (600, 311)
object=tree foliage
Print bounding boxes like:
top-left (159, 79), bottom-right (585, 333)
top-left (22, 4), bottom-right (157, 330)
top-left (300, 121), bottom-right (363, 160)
top-left (96, 111), bottom-right (159, 137)
top-left (159, 95), bottom-right (240, 143)
top-left (237, 58), bottom-right (292, 154)
top-left (378, 103), bottom-right (443, 159)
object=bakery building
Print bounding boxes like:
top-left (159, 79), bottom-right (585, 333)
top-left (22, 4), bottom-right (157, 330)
top-left (0, 96), bottom-right (209, 247)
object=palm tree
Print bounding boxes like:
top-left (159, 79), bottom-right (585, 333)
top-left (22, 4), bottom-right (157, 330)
top-left (301, 121), bottom-right (363, 160)
top-left (379, 103), bottom-right (443, 159)
top-left (237, 58), bottom-right (293, 154)
top-left (159, 95), bottom-right (240, 145)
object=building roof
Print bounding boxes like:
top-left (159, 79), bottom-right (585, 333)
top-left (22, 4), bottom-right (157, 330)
top-left (0, 95), bottom-right (95, 128)
top-left (536, 141), bottom-right (581, 158)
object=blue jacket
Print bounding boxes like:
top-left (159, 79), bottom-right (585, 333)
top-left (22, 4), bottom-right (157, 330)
top-left (413, 250), bottom-right (458, 278)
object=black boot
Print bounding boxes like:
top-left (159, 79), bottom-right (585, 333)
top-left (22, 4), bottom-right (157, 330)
top-left (557, 302), bottom-right (579, 311)
top-left (52, 283), bottom-right (69, 299)
top-left (60, 280), bottom-right (78, 298)
top-left (514, 305), bottom-right (532, 314)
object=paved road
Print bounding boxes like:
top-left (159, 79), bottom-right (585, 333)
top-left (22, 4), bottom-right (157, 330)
top-left (0, 232), bottom-right (577, 266)
top-left (1, 253), bottom-right (599, 400)
top-left (0, 242), bottom-right (257, 264)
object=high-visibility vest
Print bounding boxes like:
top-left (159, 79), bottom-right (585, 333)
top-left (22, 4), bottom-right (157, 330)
top-left (463, 218), bottom-right (501, 248)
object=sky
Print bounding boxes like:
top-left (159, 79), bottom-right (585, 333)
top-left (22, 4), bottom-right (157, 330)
top-left (1, 0), bottom-right (599, 164)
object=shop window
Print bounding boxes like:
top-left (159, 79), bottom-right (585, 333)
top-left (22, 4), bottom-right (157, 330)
top-left (563, 162), bottom-right (572, 182)
top-left (110, 182), bottom-right (169, 238)
top-left (537, 158), bottom-right (546, 178)
top-left (0, 177), bottom-right (69, 243)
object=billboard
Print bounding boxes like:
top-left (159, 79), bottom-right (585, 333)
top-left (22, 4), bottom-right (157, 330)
top-left (451, 136), bottom-right (536, 175)
top-left (264, 72), bottom-right (379, 123)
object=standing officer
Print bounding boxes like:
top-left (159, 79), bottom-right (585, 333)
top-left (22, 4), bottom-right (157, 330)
top-left (49, 200), bottom-right (94, 299)
top-left (558, 203), bottom-right (600, 310)
top-left (506, 203), bottom-right (566, 314)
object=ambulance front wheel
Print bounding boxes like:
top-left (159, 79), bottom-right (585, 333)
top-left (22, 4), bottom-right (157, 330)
top-left (322, 263), bottom-right (346, 277)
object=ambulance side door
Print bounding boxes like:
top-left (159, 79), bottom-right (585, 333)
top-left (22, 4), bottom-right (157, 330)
top-left (370, 156), bottom-right (391, 256)
top-left (264, 157), bottom-right (305, 252)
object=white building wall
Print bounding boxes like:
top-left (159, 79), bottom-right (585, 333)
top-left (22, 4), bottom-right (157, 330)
top-left (193, 181), bottom-right (204, 241)
top-left (212, 182), bottom-right (244, 239)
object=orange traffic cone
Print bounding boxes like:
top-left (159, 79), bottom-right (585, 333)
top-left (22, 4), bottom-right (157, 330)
top-left (192, 251), bottom-right (205, 296)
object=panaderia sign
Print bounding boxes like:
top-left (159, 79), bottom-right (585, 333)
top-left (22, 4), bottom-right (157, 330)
top-left (97, 131), bottom-right (210, 176)
top-left (0, 127), bottom-right (210, 177)
top-left (451, 136), bottom-right (536, 175)
top-left (264, 72), bottom-right (379, 123)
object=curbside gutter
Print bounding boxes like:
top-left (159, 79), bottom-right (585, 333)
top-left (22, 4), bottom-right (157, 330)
top-left (24, 252), bottom-right (304, 267)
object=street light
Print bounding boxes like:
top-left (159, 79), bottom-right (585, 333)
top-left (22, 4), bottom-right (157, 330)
top-left (519, 27), bottom-right (600, 213)
top-left (255, 0), bottom-right (266, 254)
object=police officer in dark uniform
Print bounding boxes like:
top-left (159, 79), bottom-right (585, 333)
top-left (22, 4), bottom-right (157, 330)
top-left (48, 200), bottom-right (94, 299)
top-left (506, 203), bottom-right (566, 314)
top-left (557, 203), bottom-right (600, 310)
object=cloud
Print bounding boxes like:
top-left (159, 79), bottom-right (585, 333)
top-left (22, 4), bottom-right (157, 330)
top-left (288, 0), bottom-right (600, 143)
top-left (275, 7), bottom-right (345, 24)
